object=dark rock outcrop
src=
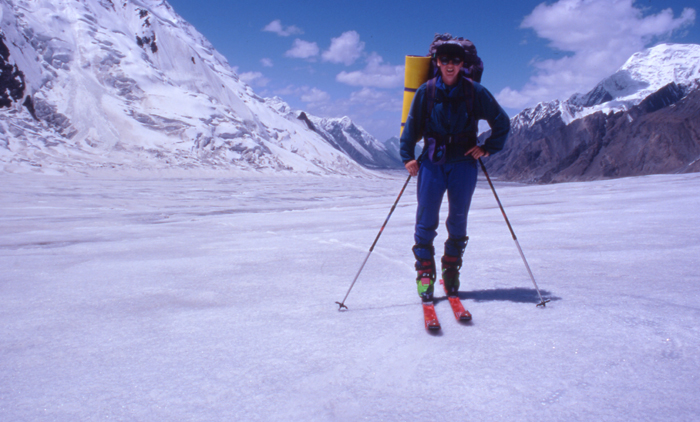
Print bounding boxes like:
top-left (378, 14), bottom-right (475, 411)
top-left (0, 35), bottom-right (26, 108)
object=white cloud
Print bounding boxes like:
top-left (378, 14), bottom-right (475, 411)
top-left (262, 19), bottom-right (303, 37)
top-left (336, 53), bottom-right (404, 88)
top-left (349, 87), bottom-right (402, 111)
top-left (260, 58), bottom-right (274, 67)
top-left (497, 0), bottom-right (696, 109)
top-left (495, 87), bottom-right (536, 110)
top-left (285, 39), bottom-right (320, 60)
top-left (274, 85), bottom-right (298, 97)
top-left (322, 31), bottom-right (365, 65)
top-left (300, 88), bottom-right (331, 103)
top-left (274, 85), bottom-right (330, 105)
top-left (238, 71), bottom-right (270, 87)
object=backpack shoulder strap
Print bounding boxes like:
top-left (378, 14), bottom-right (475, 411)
top-left (426, 76), bottom-right (438, 117)
top-left (459, 77), bottom-right (479, 148)
top-left (462, 76), bottom-right (475, 117)
top-left (423, 76), bottom-right (439, 135)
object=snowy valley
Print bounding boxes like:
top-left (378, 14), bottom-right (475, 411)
top-left (1, 172), bottom-right (700, 421)
top-left (1, 1), bottom-right (700, 421)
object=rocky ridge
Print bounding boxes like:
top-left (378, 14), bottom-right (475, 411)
top-left (485, 43), bottom-right (700, 183)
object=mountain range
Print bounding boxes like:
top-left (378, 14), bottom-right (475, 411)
top-left (268, 98), bottom-right (401, 170)
top-left (484, 43), bottom-right (700, 183)
top-left (1, 0), bottom-right (698, 182)
top-left (0, 0), bottom-right (398, 175)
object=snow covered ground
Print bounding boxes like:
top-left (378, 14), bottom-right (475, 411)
top-left (1, 170), bottom-right (699, 421)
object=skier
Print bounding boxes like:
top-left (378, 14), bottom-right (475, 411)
top-left (400, 37), bottom-right (510, 305)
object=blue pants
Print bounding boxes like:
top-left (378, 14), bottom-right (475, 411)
top-left (413, 159), bottom-right (478, 260)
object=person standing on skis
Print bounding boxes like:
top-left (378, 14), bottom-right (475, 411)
top-left (399, 36), bottom-right (510, 303)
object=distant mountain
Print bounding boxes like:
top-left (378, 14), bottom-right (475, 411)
top-left (0, 0), bottom-right (386, 175)
top-left (382, 135), bottom-right (425, 166)
top-left (265, 97), bottom-right (401, 169)
top-left (265, 97), bottom-right (402, 169)
top-left (300, 113), bottom-right (402, 169)
top-left (485, 43), bottom-right (700, 183)
top-left (383, 136), bottom-right (401, 162)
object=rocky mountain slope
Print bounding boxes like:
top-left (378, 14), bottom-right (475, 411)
top-left (485, 43), bottom-right (700, 183)
top-left (382, 136), bottom-right (402, 163)
top-left (0, 0), bottom-right (391, 175)
top-left (266, 97), bottom-right (401, 169)
top-left (299, 113), bottom-right (402, 169)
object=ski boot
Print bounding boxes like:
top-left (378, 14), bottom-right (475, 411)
top-left (441, 255), bottom-right (462, 297)
top-left (413, 244), bottom-right (436, 302)
top-left (416, 259), bottom-right (436, 302)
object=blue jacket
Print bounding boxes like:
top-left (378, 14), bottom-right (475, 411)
top-left (400, 76), bottom-right (510, 163)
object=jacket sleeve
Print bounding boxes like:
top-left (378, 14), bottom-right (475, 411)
top-left (473, 82), bottom-right (510, 155)
top-left (399, 84), bottom-right (427, 163)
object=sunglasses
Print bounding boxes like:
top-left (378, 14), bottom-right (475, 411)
top-left (439, 56), bottom-right (463, 65)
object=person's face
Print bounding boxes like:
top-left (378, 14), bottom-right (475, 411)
top-left (437, 55), bottom-right (463, 86)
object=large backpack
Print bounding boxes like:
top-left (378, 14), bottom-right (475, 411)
top-left (428, 33), bottom-right (483, 83)
top-left (400, 34), bottom-right (484, 146)
top-left (423, 34), bottom-right (482, 164)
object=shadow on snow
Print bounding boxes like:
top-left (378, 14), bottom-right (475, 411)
top-left (338, 288), bottom-right (560, 313)
top-left (443, 287), bottom-right (560, 305)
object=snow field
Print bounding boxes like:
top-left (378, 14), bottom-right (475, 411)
top-left (1, 171), bottom-right (699, 421)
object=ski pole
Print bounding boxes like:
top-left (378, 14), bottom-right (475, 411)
top-left (336, 173), bottom-right (413, 310)
top-left (478, 158), bottom-right (550, 307)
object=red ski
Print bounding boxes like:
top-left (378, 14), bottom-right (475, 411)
top-left (422, 302), bottom-right (441, 331)
top-left (441, 280), bottom-right (472, 322)
top-left (446, 296), bottom-right (472, 321)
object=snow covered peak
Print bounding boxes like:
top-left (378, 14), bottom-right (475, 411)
top-left (514, 43), bottom-right (700, 129)
top-left (569, 43), bottom-right (700, 110)
top-left (262, 97), bottom-right (400, 169)
top-left (0, 0), bottom-right (372, 175)
top-left (510, 99), bottom-right (562, 130)
top-left (621, 43), bottom-right (700, 86)
top-left (265, 97), bottom-right (293, 115)
top-left (337, 116), bottom-right (354, 127)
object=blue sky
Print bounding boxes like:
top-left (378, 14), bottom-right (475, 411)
top-left (165, 0), bottom-right (699, 141)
